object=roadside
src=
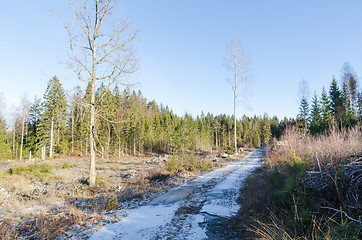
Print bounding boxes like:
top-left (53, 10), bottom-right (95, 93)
top-left (233, 125), bottom-right (362, 239)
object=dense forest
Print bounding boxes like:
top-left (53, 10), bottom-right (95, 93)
top-left (0, 76), bottom-right (282, 160)
top-left (0, 63), bottom-right (361, 161)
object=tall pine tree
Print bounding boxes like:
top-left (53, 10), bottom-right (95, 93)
top-left (329, 77), bottom-right (345, 126)
top-left (38, 76), bottom-right (67, 158)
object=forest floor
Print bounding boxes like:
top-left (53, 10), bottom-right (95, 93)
top-left (0, 149), bottom-right (256, 239)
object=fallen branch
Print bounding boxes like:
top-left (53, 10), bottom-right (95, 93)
top-left (320, 206), bottom-right (361, 224)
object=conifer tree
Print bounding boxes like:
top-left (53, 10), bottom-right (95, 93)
top-left (309, 92), bottom-right (321, 134)
top-left (69, 86), bottom-right (83, 154)
top-left (320, 87), bottom-right (332, 130)
top-left (0, 104), bottom-right (10, 159)
top-left (261, 114), bottom-right (272, 144)
top-left (26, 97), bottom-right (41, 156)
top-left (38, 76), bottom-right (67, 158)
top-left (298, 96), bottom-right (309, 135)
top-left (329, 77), bottom-right (345, 126)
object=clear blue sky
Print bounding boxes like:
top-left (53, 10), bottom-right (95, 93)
top-left (2, 1), bottom-right (362, 123)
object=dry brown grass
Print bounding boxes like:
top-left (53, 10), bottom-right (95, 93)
top-left (269, 124), bottom-right (362, 168)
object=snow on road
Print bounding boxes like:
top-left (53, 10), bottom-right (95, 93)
top-left (89, 149), bottom-right (263, 240)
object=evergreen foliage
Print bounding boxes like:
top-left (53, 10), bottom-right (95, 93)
top-left (37, 76), bottom-right (68, 157)
top-left (3, 63), bottom-right (361, 160)
top-left (309, 93), bottom-right (321, 134)
top-left (0, 115), bottom-right (10, 159)
top-left (298, 96), bottom-right (309, 135)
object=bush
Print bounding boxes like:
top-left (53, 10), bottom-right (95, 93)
top-left (106, 195), bottom-right (118, 211)
top-left (226, 146), bottom-right (235, 155)
top-left (62, 162), bottom-right (72, 169)
top-left (167, 156), bottom-right (181, 173)
top-left (8, 163), bottom-right (53, 177)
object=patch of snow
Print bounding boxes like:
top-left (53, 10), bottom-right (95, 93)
top-left (89, 204), bottom-right (180, 240)
top-left (185, 214), bottom-right (208, 240)
top-left (201, 149), bottom-right (262, 218)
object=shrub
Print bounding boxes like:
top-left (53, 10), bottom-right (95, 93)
top-left (106, 195), bottom-right (118, 211)
top-left (8, 163), bottom-right (53, 177)
top-left (167, 156), bottom-right (181, 173)
top-left (62, 162), bottom-right (72, 169)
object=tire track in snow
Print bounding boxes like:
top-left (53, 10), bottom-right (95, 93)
top-left (89, 149), bottom-right (263, 240)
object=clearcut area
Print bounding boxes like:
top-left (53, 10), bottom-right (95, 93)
top-left (89, 149), bottom-right (264, 240)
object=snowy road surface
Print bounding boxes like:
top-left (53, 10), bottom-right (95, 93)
top-left (90, 149), bottom-right (263, 240)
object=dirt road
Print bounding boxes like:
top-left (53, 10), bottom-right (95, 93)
top-left (89, 149), bottom-right (264, 240)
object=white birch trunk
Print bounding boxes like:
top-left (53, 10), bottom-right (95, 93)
top-left (12, 124), bottom-right (16, 159)
top-left (20, 116), bottom-right (25, 161)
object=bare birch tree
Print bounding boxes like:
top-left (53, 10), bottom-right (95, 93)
top-left (67, 0), bottom-right (137, 187)
top-left (224, 39), bottom-right (251, 154)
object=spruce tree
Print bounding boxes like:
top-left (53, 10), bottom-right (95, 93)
top-left (329, 77), bottom-right (345, 126)
top-left (261, 114), bottom-right (272, 144)
top-left (309, 92), bottom-right (322, 134)
top-left (38, 76), bottom-right (67, 158)
top-left (298, 96), bottom-right (309, 135)
top-left (0, 115), bottom-right (10, 159)
top-left (27, 97), bottom-right (42, 156)
top-left (320, 87), bottom-right (332, 131)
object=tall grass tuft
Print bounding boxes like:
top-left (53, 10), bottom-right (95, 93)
top-left (269, 124), bottom-right (362, 169)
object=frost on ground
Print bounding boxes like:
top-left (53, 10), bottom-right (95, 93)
top-left (89, 149), bottom-right (263, 240)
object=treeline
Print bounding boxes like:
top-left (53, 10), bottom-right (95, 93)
top-left (0, 76), bottom-right (287, 160)
top-left (298, 63), bottom-right (362, 135)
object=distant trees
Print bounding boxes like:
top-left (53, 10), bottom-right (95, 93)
top-left (66, 0), bottom-right (138, 187)
top-left (224, 39), bottom-right (251, 154)
top-left (297, 63), bottom-right (361, 135)
top-left (1, 78), bottom-right (282, 162)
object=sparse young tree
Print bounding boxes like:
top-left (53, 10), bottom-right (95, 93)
top-left (67, 0), bottom-right (138, 187)
top-left (298, 80), bottom-right (310, 135)
top-left (224, 39), bottom-right (251, 154)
